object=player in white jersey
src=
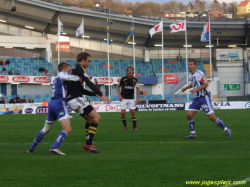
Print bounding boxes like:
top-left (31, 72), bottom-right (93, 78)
top-left (0, 94), bottom-right (5, 103)
top-left (27, 62), bottom-right (82, 155)
top-left (181, 59), bottom-right (232, 139)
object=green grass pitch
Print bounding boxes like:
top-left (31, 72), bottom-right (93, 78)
top-left (0, 110), bottom-right (249, 187)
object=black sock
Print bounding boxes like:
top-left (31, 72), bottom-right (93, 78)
top-left (132, 115), bottom-right (137, 128)
top-left (121, 116), bottom-right (127, 127)
top-left (86, 121), bottom-right (98, 145)
top-left (85, 122), bottom-right (90, 139)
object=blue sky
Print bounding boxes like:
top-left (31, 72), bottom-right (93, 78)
top-left (124, 0), bottom-right (242, 4)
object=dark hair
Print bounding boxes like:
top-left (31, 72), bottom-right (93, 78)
top-left (126, 66), bottom-right (134, 72)
top-left (58, 62), bottom-right (70, 72)
top-left (77, 52), bottom-right (91, 62)
top-left (188, 59), bottom-right (197, 65)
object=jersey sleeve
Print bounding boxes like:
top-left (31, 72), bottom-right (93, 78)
top-left (117, 77), bottom-right (123, 87)
top-left (80, 87), bottom-right (96, 96)
top-left (199, 72), bottom-right (207, 83)
top-left (75, 66), bottom-right (103, 97)
top-left (135, 77), bottom-right (139, 87)
top-left (58, 72), bottom-right (79, 82)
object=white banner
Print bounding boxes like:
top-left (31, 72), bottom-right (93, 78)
top-left (0, 75), bottom-right (51, 84)
top-left (185, 101), bottom-right (246, 110)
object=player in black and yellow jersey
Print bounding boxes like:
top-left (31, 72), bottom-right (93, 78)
top-left (66, 52), bottom-right (110, 153)
top-left (116, 66), bottom-right (140, 131)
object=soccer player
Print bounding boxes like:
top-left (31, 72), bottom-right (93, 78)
top-left (27, 62), bottom-right (82, 155)
top-left (66, 52), bottom-right (110, 153)
top-left (116, 66), bottom-right (140, 131)
top-left (0, 94), bottom-right (5, 103)
top-left (181, 59), bottom-right (232, 139)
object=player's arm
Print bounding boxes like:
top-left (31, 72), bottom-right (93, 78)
top-left (1, 96), bottom-right (5, 102)
top-left (59, 72), bottom-right (82, 82)
top-left (116, 78), bottom-right (123, 101)
top-left (80, 87), bottom-right (96, 96)
top-left (135, 79), bottom-right (140, 103)
top-left (181, 84), bottom-right (193, 92)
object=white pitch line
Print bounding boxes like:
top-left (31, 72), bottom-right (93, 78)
top-left (0, 141), bottom-right (245, 145)
top-left (219, 177), bottom-right (250, 187)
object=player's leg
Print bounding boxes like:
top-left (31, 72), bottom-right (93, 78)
top-left (83, 115), bottom-right (92, 139)
top-left (27, 102), bottom-right (55, 153)
top-left (120, 99), bottom-right (128, 130)
top-left (128, 99), bottom-right (137, 131)
top-left (184, 98), bottom-right (199, 139)
top-left (27, 121), bottom-right (54, 153)
top-left (202, 95), bottom-right (232, 139)
top-left (50, 100), bottom-right (72, 155)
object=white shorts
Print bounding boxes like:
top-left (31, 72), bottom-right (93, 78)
top-left (67, 97), bottom-right (93, 115)
top-left (120, 99), bottom-right (136, 110)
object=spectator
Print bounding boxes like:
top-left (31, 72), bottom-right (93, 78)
top-left (38, 66), bottom-right (45, 72)
top-left (0, 60), bottom-right (3, 65)
top-left (42, 100), bottom-right (48, 107)
top-left (8, 69), bottom-right (13, 75)
top-left (33, 54), bottom-right (37, 60)
top-left (9, 98), bottom-right (16, 104)
top-left (39, 54), bottom-right (45, 60)
top-left (28, 97), bottom-right (34, 103)
top-left (177, 54), bottom-right (182, 61)
top-left (5, 59), bottom-right (10, 65)
top-left (14, 70), bottom-right (19, 75)
top-left (21, 96), bottom-right (27, 103)
top-left (2, 66), bottom-right (6, 73)
top-left (16, 95), bottom-right (21, 103)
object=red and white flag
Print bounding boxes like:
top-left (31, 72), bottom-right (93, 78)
top-left (170, 20), bottom-right (186, 33)
top-left (149, 21), bottom-right (163, 38)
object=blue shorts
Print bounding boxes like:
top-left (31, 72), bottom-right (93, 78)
top-left (188, 95), bottom-right (214, 115)
top-left (46, 98), bottom-right (71, 123)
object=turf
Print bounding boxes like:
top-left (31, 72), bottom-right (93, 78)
top-left (0, 110), bottom-right (249, 187)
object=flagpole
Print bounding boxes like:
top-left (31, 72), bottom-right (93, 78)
top-left (185, 17), bottom-right (189, 102)
top-left (82, 18), bottom-right (84, 52)
top-left (209, 17), bottom-right (213, 98)
top-left (132, 19), bottom-right (135, 74)
top-left (161, 18), bottom-right (164, 100)
top-left (58, 17), bottom-right (60, 65)
top-left (107, 18), bottom-right (110, 100)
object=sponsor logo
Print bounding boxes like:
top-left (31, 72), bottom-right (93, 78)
top-left (12, 76), bottom-right (30, 83)
top-left (98, 77), bottom-right (113, 84)
top-left (212, 102), bottom-right (231, 107)
top-left (0, 75), bottom-right (9, 82)
top-left (36, 107), bottom-right (49, 114)
top-left (245, 102), bottom-right (250, 109)
top-left (105, 104), bottom-right (121, 112)
top-left (25, 108), bottom-right (34, 113)
top-left (164, 74), bottom-right (178, 84)
top-left (34, 77), bottom-right (50, 83)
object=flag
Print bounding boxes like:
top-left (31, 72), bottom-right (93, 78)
top-left (124, 23), bottom-right (134, 45)
top-left (201, 21), bottom-right (210, 42)
top-left (57, 18), bottom-right (64, 36)
top-left (149, 21), bottom-right (163, 38)
top-left (107, 21), bottom-right (111, 45)
top-left (76, 20), bottom-right (84, 37)
top-left (170, 20), bottom-right (186, 33)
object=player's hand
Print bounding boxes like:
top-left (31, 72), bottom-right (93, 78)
top-left (181, 88), bottom-right (186, 92)
top-left (100, 95), bottom-right (111, 104)
top-left (79, 77), bottom-right (83, 83)
top-left (119, 95), bottom-right (123, 101)
top-left (136, 99), bottom-right (140, 104)
top-left (189, 89), bottom-right (196, 94)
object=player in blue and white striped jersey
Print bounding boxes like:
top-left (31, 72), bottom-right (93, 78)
top-left (181, 59), bottom-right (232, 139)
top-left (27, 62), bottom-right (82, 155)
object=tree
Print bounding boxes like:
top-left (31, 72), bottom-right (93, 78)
top-left (212, 0), bottom-right (222, 11)
top-left (222, 2), bottom-right (227, 13)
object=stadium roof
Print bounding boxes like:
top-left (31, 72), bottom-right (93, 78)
top-left (0, 0), bottom-right (249, 48)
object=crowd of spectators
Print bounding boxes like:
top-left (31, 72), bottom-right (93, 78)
top-left (9, 95), bottom-right (34, 104)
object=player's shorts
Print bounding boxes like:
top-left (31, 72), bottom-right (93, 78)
top-left (46, 98), bottom-right (71, 123)
top-left (120, 99), bottom-right (136, 110)
top-left (188, 95), bottom-right (214, 115)
top-left (67, 97), bottom-right (94, 116)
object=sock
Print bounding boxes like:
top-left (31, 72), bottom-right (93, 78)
top-left (51, 131), bottom-right (68, 149)
top-left (85, 122), bottom-right (90, 139)
top-left (29, 130), bottom-right (46, 151)
top-left (215, 118), bottom-right (227, 131)
top-left (132, 115), bottom-right (137, 128)
top-left (188, 119), bottom-right (196, 135)
top-left (86, 121), bottom-right (98, 145)
top-left (121, 116), bottom-right (127, 127)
